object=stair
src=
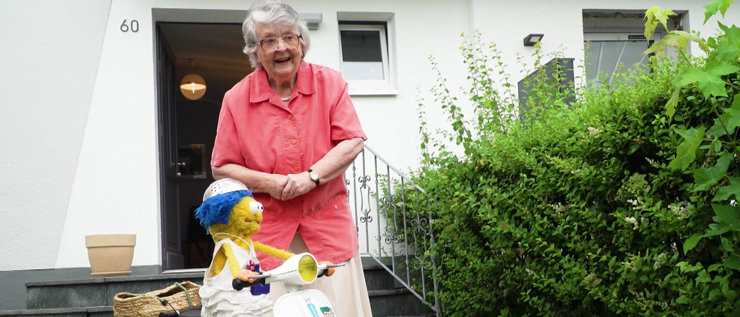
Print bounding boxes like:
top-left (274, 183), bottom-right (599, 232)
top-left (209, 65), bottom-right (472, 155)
top-left (362, 257), bottom-right (435, 317)
top-left (0, 258), bottom-right (435, 317)
top-left (0, 272), bottom-right (203, 316)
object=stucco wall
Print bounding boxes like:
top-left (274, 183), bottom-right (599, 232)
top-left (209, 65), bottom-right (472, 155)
top-left (0, 0), bottom-right (737, 271)
top-left (0, 0), bottom-right (112, 271)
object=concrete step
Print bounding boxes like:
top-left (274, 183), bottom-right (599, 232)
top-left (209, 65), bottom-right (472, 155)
top-left (0, 306), bottom-right (112, 316)
top-left (1, 258), bottom-right (435, 316)
top-left (368, 288), bottom-right (435, 317)
top-left (25, 272), bottom-right (204, 309)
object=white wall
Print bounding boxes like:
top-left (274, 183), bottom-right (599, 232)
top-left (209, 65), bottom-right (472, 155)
top-left (0, 0), bottom-right (112, 270)
top-left (471, 0), bottom-right (740, 85)
top-left (0, 0), bottom-right (737, 271)
top-left (55, 0), bottom-right (252, 269)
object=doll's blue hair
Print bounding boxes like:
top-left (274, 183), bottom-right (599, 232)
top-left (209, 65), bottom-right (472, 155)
top-left (194, 190), bottom-right (252, 229)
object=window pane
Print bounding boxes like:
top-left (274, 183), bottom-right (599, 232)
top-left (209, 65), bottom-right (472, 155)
top-left (340, 29), bottom-right (385, 80)
top-left (342, 61), bottom-right (384, 80)
top-left (340, 30), bottom-right (382, 62)
top-left (584, 41), bottom-right (602, 83)
top-left (585, 40), bottom-right (648, 85)
top-left (614, 40), bottom-right (648, 76)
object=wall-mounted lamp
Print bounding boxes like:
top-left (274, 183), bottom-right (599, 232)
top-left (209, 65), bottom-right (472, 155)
top-left (180, 74), bottom-right (206, 101)
top-left (523, 33), bottom-right (544, 46)
top-left (300, 13), bottom-right (322, 30)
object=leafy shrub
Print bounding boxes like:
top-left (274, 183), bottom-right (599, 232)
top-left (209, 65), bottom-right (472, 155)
top-left (407, 3), bottom-right (740, 316)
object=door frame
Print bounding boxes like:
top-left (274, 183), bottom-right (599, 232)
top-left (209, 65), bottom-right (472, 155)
top-left (153, 8), bottom-right (248, 271)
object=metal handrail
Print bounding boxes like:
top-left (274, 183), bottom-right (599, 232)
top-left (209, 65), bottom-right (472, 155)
top-left (346, 145), bottom-right (441, 316)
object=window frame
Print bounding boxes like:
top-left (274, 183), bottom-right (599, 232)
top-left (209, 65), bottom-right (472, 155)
top-left (337, 16), bottom-right (397, 96)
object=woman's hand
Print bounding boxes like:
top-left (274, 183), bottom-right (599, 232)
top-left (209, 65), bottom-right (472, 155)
top-left (266, 174), bottom-right (289, 200)
top-left (279, 171), bottom-right (316, 200)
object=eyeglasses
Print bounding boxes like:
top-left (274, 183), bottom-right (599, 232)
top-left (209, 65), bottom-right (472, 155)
top-left (259, 34), bottom-right (302, 51)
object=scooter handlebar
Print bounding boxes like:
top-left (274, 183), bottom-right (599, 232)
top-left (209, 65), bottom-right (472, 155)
top-left (317, 262), bottom-right (345, 278)
top-left (232, 274), bottom-right (269, 291)
top-left (231, 254), bottom-right (348, 291)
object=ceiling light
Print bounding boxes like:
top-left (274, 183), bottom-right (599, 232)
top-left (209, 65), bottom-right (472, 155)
top-left (180, 74), bottom-right (206, 101)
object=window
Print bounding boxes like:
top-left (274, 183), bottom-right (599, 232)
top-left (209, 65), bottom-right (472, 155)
top-left (582, 9), bottom-right (686, 86)
top-left (338, 14), bottom-right (395, 95)
top-left (584, 38), bottom-right (651, 86)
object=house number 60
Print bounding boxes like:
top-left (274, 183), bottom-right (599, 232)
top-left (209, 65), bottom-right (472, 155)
top-left (120, 19), bottom-right (139, 33)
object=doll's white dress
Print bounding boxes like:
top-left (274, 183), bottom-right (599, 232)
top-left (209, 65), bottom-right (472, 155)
top-left (199, 235), bottom-right (273, 317)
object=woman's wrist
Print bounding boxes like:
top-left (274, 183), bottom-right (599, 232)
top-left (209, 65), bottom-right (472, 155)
top-left (307, 168), bottom-right (320, 186)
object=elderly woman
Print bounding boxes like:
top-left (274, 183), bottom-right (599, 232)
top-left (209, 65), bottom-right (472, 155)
top-left (209, 0), bottom-right (372, 315)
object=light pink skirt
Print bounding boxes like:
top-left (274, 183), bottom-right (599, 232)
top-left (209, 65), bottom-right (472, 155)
top-left (267, 232), bottom-right (373, 317)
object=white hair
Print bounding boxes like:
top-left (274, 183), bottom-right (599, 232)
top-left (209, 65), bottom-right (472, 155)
top-left (242, 0), bottom-right (310, 69)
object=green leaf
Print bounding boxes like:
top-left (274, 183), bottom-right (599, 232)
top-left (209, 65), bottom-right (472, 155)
top-left (724, 253), bottom-right (740, 271)
top-left (644, 6), bottom-right (677, 41)
top-left (693, 153), bottom-right (732, 191)
top-left (696, 270), bottom-right (712, 283)
top-left (703, 0), bottom-right (735, 24)
top-left (712, 204), bottom-right (740, 232)
top-left (665, 88), bottom-right (680, 119)
top-left (709, 289), bottom-right (723, 301)
top-left (669, 126), bottom-right (705, 170)
top-left (708, 117), bottom-right (728, 138)
top-left (676, 295), bottom-right (690, 304)
top-left (713, 95), bottom-right (740, 136)
top-left (684, 233), bottom-right (704, 253)
top-left (713, 177), bottom-right (740, 202)
top-left (707, 24), bottom-right (740, 66)
top-left (708, 62), bottom-right (740, 78)
top-left (679, 63), bottom-right (739, 98)
top-left (645, 31), bottom-right (693, 57)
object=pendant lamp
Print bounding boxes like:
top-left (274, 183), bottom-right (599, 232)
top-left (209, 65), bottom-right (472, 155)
top-left (180, 59), bottom-right (206, 100)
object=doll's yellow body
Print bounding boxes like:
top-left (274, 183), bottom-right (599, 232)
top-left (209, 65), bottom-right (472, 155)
top-left (194, 179), bottom-right (295, 317)
top-left (207, 196), bottom-right (293, 278)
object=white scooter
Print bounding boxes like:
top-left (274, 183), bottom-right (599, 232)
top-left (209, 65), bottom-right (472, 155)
top-left (232, 252), bottom-right (344, 317)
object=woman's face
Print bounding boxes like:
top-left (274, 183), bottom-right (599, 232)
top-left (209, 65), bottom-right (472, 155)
top-left (255, 23), bottom-right (303, 84)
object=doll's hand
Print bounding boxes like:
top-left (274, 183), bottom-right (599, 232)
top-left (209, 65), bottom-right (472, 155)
top-left (236, 269), bottom-right (259, 283)
top-left (319, 261), bottom-right (336, 277)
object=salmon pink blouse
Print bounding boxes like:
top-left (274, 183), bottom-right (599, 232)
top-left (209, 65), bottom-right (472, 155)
top-left (211, 61), bottom-right (367, 270)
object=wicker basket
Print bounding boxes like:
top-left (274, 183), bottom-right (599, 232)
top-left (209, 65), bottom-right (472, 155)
top-left (113, 281), bottom-right (201, 317)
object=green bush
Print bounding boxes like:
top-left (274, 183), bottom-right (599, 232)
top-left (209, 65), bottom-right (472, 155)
top-left (409, 3), bottom-right (740, 316)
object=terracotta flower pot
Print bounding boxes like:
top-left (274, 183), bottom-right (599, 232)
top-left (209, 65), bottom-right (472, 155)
top-left (85, 234), bottom-right (136, 277)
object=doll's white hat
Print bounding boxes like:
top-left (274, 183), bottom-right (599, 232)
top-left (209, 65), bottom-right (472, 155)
top-left (202, 178), bottom-right (249, 202)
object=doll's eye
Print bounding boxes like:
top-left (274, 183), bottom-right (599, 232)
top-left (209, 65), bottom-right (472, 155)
top-left (249, 201), bottom-right (264, 214)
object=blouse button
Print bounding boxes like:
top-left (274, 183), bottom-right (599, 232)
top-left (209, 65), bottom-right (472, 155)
top-left (288, 114), bottom-right (294, 120)
top-left (290, 138), bottom-right (297, 145)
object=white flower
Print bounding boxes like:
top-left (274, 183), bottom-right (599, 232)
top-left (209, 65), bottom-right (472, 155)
top-left (627, 197), bottom-right (642, 207)
top-left (587, 127), bottom-right (602, 136)
top-left (621, 259), bottom-right (637, 272)
top-left (624, 216), bottom-right (639, 230)
top-left (653, 252), bottom-right (668, 270)
top-left (669, 203), bottom-right (689, 220)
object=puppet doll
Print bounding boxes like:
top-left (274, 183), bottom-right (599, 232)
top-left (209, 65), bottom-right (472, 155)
top-left (194, 178), bottom-right (293, 317)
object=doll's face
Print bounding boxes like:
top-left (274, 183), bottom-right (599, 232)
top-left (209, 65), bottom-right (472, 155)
top-left (209, 196), bottom-right (264, 237)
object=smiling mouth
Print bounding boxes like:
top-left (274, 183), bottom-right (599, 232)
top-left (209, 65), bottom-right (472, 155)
top-left (275, 57), bottom-right (291, 63)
